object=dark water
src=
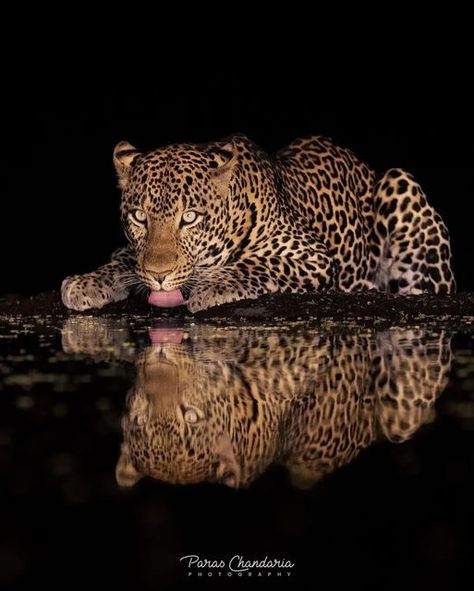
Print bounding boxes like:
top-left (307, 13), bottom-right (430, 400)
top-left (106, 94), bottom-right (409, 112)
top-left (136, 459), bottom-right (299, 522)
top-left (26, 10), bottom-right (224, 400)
top-left (0, 315), bottom-right (473, 589)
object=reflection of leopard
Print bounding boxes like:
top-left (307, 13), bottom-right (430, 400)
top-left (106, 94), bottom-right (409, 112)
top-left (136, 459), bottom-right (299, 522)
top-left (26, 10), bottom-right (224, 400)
top-left (115, 328), bottom-right (452, 489)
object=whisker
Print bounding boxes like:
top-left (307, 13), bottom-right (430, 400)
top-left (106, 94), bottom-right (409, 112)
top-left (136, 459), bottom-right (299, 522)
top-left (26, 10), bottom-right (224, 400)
top-left (114, 279), bottom-right (141, 289)
top-left (113, 270), bottom-right (138, 278)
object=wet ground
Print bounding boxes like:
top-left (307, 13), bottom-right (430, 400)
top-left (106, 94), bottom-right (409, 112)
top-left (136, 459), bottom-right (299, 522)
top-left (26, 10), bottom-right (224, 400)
top-left (0, 292), bottom-right (473, 589)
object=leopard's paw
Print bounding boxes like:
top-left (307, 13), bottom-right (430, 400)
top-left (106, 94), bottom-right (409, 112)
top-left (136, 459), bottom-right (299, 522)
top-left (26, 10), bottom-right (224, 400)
top-left (61, 273), bottom-right (128, 311)
top-left (186, 288), bottom-right (254, 314)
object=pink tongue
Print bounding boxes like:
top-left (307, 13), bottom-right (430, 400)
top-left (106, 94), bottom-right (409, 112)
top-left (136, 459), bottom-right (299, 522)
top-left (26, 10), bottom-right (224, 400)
top-left (148, 289), bottom-right (186, 308)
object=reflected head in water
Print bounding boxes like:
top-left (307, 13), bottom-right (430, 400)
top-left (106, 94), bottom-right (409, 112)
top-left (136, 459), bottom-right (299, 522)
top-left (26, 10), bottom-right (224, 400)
top-left (114, 327), bottom-right (452, 490)
top-left (116, 328), bottom-right (242, 488)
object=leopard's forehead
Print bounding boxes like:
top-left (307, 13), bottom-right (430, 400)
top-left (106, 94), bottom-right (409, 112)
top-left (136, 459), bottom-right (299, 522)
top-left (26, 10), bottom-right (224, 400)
top-left (140, 143), bottom-right (217, 170)
top-left (123, 143), bottom-right (221, 213)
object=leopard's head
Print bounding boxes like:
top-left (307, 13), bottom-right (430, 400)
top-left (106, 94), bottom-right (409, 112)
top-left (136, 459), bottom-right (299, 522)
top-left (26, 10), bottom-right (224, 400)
top-left (113, 137), bottom-right (259, 298)
top-left (115, 337), bottom-right (241, 488)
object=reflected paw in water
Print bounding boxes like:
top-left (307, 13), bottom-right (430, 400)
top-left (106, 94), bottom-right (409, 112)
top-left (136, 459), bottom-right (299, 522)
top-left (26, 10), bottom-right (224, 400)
top-left (61, 317), bottom-right (136, 362)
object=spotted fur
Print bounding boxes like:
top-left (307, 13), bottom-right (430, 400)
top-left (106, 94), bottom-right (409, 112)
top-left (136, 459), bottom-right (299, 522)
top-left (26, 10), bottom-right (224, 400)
top-left (115, 328), bottom-right (452, 489)
top-left (62, 135), bottom-right (455, 312)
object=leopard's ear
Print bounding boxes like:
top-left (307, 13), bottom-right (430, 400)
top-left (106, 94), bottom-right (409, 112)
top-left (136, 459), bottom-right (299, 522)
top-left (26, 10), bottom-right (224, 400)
top-left (214, 432), bottom-right (241, 488)
top-left (115, 443), bottom-right (143, 487)
top-left (113, 141), bottom-right (141, 189)
top-left (210, 143), bottom-right (235, 167)
top-left (208, 142), bottom-right (238, 194)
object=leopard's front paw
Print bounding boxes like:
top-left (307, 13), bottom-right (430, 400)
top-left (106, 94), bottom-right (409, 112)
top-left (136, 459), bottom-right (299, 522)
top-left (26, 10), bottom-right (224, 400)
top-left (186, 297), bottom-right (206, 314)
top-left (61, 273), bottom-right (128, 311)
top-left (186, 288), bottom-right (253, 314)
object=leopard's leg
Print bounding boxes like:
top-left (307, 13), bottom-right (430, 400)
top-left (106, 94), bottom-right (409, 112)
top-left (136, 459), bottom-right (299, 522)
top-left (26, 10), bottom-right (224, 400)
top-left (61, 246), bottom-right (137, 311)
top-left (370, 169), bottom-right (455, 294)
top-left (371, 329), bottom-right (452, 442)
top-left (186, 238), bottom-right (333, 313)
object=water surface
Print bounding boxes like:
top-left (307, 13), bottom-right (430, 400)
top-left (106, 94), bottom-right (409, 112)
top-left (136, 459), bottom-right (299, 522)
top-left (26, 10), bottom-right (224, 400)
top-left (0, 315), bottom-right (473, 588)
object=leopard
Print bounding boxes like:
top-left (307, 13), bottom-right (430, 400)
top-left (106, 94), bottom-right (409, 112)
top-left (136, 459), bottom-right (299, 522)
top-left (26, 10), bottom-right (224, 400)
top-left (61, 135), bottom-right (455, 313)
top-left (114, 327), bottom-right (452, 489)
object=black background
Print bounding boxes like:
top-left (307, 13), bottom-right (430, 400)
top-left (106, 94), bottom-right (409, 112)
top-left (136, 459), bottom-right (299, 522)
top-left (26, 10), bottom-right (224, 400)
top-left (1, 21), bottom-right (473, 591)
top-left (3, 27), bottom-right (472, 295)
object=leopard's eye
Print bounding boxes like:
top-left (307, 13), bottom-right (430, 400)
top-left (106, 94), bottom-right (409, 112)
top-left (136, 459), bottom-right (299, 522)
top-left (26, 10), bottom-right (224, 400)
top-left (184, 408), bottom-right (198, 424)
top-left (132, 209), bottom-right (147, 223)
top-left (181, 210), bottom-right (199, 226)
top-left (180, 404), bottom-right (205, 425)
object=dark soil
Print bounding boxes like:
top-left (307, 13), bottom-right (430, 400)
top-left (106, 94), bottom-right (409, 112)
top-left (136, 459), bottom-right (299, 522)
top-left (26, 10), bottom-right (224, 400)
top-left (1, 290), bottom-right (474, 330)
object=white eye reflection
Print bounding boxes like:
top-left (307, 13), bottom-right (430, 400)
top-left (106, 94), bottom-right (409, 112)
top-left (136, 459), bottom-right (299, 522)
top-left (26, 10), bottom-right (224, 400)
top-left (181, 210), bottom-right (199, 225)
top-left (130, 209), bottom-right (147, 224)
top-left (183, 408), bottom-right (199, 424)
top-left (179, 404), bottom-right (205, 425)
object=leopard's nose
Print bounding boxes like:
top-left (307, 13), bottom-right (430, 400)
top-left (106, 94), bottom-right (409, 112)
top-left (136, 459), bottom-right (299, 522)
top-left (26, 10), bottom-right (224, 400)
top-left (146, 268), bottom-right (173, 282)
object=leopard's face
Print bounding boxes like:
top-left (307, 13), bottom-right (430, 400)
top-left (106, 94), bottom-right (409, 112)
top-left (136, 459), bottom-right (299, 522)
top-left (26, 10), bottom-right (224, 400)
top-left (117, 340), bottom-right (239, 487)
top-left (114, 140), bottom-right (244, 294)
